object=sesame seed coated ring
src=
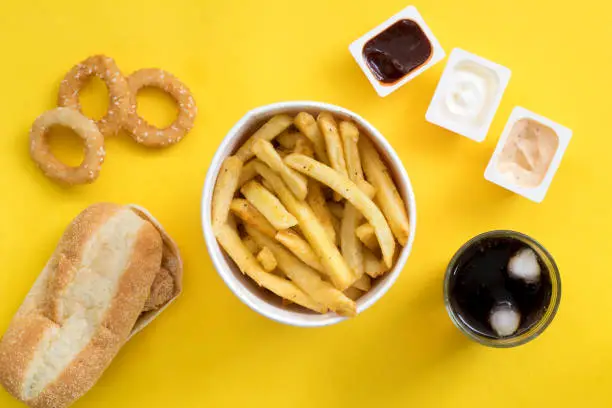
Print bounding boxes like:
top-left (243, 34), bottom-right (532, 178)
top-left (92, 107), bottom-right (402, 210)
top-left (29, 108), bottom-right (106, 185)
top-left (57, 55), bottom-right (129, 137)
top-left (124, 68), bottom-right (197, 148)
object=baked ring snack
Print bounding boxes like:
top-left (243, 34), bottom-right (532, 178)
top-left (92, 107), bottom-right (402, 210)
top-left (57, 55), bottom-right (129, 137)
top-left (124, 68), bottom-right (197, 147)
top-left (0, 203), bottom-right (163, 408)
top-left (29, 107), bottom-right (105, 185)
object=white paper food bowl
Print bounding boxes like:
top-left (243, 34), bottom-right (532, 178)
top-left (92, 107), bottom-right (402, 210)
top-left (201, 101), bottom-right (417, 327)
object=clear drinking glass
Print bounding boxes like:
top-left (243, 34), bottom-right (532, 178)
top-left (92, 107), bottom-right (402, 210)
top-left (444, 230), bottom-right (561, 348)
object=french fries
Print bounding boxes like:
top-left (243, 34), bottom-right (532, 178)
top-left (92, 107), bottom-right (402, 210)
top-left (317, 113), bottom-right (347, 201)
top-left (344, 287), bottom-right (363, 301)
top-left (276, 148), bottom-right (291, 158)
top-left (275, 229), bottom-right (325, 273)
top-left (230, 198), bottom-right (277, 238)
top-left (212, 156), bottom-right (243, 228)
top-left (294, 112), bottom-right (329, 164)
top-left (339, 121), bottom-right (376, 198)
top-left (227, 212), bottom-right (238, 230)
top-left (284, 154), bottom-right (395, 268)
top-left (360, 136), bottom-right (410, 246)
top-left (363, 247), bottom-right (388, 278)
top-left (241, 180), bottom-right (297, 230)
top-left (317, 113), bottom-right (348, 177)
top-left (306, 179), bottom-right (337, 244)
top-left (357, 180), bottom-right (376, 199)
top-left (355, 223), bottom-right (379, 253)
top-left (243, 235), bottom-right (260, 254)
top-left (331, 214), bottom-right (341, 244)
top-left (337, 124), bottom-right (368, 283)
top-left (294, 136), bottom-right (315, 157)
top-left (327, 201), bottom-right (344, 219)
top-left (341, 203), bottom-right (364, 280)
top-left (214, 223), bottom-right (325, 313)
top-left (247, 226), bottom-right (356, 316)
top-left (212, 110), bottom-right (411, 316)
top-left (340, 121), bottom-right (364, 182)
top-left (276, 130), bottom-right (300, 149)
top-left (257, 247), bottom-right (277, 272)
top-left (353, 274), bottom-right (372, 291)
top-left (238, 159), bottom-right (258, 188)
top-left (252, 138), bottom-right (308, 200)
top-left (236, 114), bottom-right (293, 161)
top-left (261, 178), bottom-right (275, 192)
top-left (255, 162), bottom-right (354, 290)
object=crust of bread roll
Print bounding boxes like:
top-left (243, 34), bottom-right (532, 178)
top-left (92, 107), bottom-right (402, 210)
top-left (0, 203), bottom-right (163, 408)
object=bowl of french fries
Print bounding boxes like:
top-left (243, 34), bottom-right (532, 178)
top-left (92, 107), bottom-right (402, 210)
top-left (202, 101), bottom-right (416, 326)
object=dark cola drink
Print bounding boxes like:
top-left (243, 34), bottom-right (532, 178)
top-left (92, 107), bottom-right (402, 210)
top-left (445, 231), bottom-right (560, 346)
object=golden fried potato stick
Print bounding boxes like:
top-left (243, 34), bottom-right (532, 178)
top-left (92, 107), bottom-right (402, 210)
top-left (275, 229), bottom-right (325, 273)
top-left (294, 135), bottom-right (315, 157)
top-left (331, 214), bottom-right (341, 244)
top-left (317, 113), bottom-right (348, 201)
top-left (284, 154), bottom-right (395, 268)
top-left (236, 114), bottom-right (293, 161)
top-left (339, 121), bottom-right (375, 198)
top-left (214, 223), bottom-right (325, 313)
top-left (238, 159), bottom-right (258, 188)
top-left (352, 274), bottom-right (372, 291)
top-left (257, 247), bottom-right (277, 272)
top-left (252, 138), bottom-right (308, 200)
top-left (230, 198), bottom-right (277, 238)
top-left (261, 177), bottom-right (275, 192)
top-left (355, 223), bottom-right (379, 253)
top-left (227, 212), bottom-right (238, 231)
top-left (344, 287), bottom-right (363, 301)
top-left (276, 130), bottom-right (300, 149)
top-left (306, 179), bottom-right (337, 245)
top-left (294, 112), bottom-right (329, 164)
top-left (358, 181), bottom-right (377, 199)
top-left (363, 247), bottom-right (388, 278)
top-left (339, 121), bottom-right (364, 182)
top-left (255, 162), bottom-right (354, 290)
top-left (341, 203), bottom-right (365, 280)
top-left (359, 136), bottom-right (410, 246)
top-left (247, 226), bottom-right (356, 316)
top-left (212, 156), bottom-right (243, 228)
top-left (243, 235), bottom-right (260, 254)
top-left (241, 180), bottom-right (297, 230)
top-left (327, 201), bottom-right (344, 219)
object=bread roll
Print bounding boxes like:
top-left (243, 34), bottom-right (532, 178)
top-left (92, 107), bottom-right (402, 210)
top-left (0, 203), bottom-right (163, 408)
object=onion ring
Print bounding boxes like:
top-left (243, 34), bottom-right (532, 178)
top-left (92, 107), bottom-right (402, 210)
top-left (29, 108), bottom-right (106, 185)
top-left (124, 68), bottom-right (197, 147)
top-left (57, 55), bottom-right (129, 137)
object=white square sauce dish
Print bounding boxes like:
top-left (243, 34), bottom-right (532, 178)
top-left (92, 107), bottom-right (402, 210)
top-left (349, 6), bottom-right (446, 97)
top-left (426, 48), bottom-right (511, 142)
top-left (485, 107), bottom-right (572, 203)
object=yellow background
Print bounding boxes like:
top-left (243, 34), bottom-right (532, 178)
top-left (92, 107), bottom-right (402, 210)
top-left (0, 0), bottom-right (609, 406)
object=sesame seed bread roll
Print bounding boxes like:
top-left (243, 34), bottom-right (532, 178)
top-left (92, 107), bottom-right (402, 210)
top-left (0, 203), bottom-right (163, 408)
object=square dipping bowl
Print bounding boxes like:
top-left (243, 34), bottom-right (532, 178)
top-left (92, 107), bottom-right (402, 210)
top-left (349, 6), bottom-right (446, 97)
top-left (485, 107), bottom-right (572, 203)
top-left (201, 101), bottom-right (417, 327)
top-left (426, 48), bottom-right (511, 142)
